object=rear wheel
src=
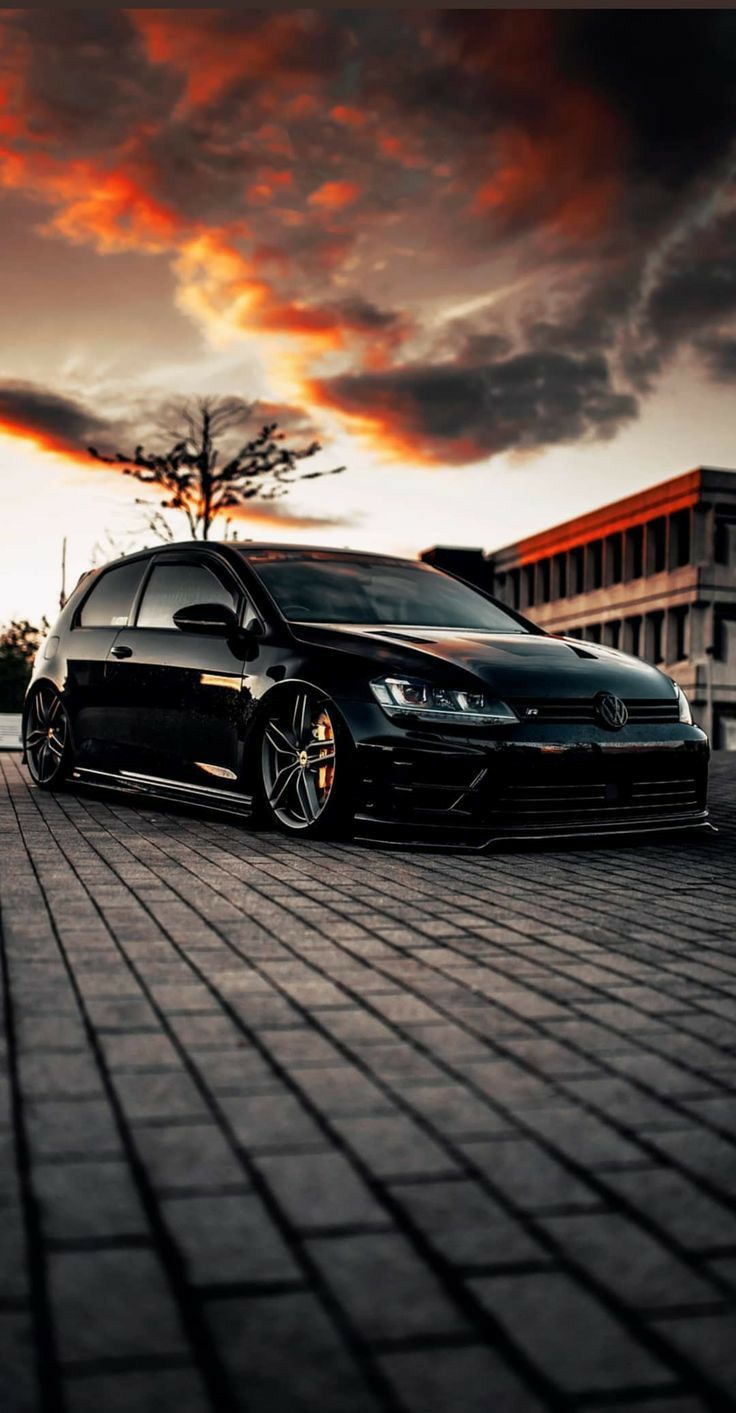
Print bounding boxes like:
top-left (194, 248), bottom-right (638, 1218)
top-left (23, 684), bottom-right (73, 789)
top-left (258, 688), bottom-right (353, 838)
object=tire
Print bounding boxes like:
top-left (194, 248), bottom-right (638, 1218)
top-left (23, 684), bottom-right (74, 789)
top-left (256, 686), bottom-right (354, 839)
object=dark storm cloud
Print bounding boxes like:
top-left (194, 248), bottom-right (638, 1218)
top-left (408, 10), bottom-right (736, 406)
top-left (698, 336), bottom-right (736, 381)
top-left (4, 10), bottom-right (178, 150)
top-left (558, 12), bottom-right (736, 194)
top-left (425, 10), bottom-right (736, 227)
top-left (328, 297), bottom-right (404, 332)
top-left (312, 350), bottom-right (637, 464)
top-left (0, 380), bottom-right (117, 455)
top-left (0, 380), bottom-right (323, 461)
top-left (611, 208), bottom-right (736, 391)
top-left (527, 267), bottom-right (639, 358)
top-left (644, 216), bottom-right (736, 348)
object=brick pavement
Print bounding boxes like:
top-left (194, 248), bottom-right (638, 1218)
top-left (1, 752), bottom-right (735, 1412)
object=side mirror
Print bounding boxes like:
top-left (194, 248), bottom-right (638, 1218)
top-left (172, 602), bottom-right (240, 636)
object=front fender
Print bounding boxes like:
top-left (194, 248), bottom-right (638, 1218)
top-left (237, 673), bottom-right (359, 795)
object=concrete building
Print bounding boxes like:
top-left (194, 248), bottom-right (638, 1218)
top-left (422, 467), bottom-right (736, 747)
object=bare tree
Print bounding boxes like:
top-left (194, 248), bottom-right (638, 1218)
top-left (89, 526), bottom-right (150, 567)
top-left (89, 397), bottom-right (343, 542)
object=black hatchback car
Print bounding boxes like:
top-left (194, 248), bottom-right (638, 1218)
top-left (23, 541), bottom-right (711, 845)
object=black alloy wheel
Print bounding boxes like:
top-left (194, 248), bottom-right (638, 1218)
top-left (23, 684), bottom-right (73, 788)
top-left (259, 688), bottom-right (350, 836)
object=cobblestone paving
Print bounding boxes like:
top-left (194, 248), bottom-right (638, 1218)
top-left (1, 752), bottom-right (736, 1412)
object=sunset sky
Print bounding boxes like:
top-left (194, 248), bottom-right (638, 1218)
top-left (1, 8), bottom-right (735, 623)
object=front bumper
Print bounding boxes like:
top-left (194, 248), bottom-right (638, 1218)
top-left (338, 701), bottom-right (711, 847)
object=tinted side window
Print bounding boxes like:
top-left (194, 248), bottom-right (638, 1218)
top-left (79, 561), bottom-right (147, 628)
top-left (137, 563), bottom-right (239, 630)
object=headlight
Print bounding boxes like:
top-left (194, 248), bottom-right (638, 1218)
top-left (674, 681), bottom-right (693, 725)
top-left (370, 676), bottom-right (519, 726)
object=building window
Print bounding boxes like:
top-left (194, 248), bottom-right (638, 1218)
top-left (624, 615), bottom-right (641, 656)
top-left (589, 541), bottom-right (603, 590)
top-left (539, 559), bottom-right (551, 603)
top-left (648, 517), bottom-right (667, 574)
top-left (715, 613), bottom-right (736, 664)
top-left (605, 620), bottom-right (621, 649)
top-left (494, 572), bottom-right (507, 604)
top-left (523, 564), bottom-right (535, 608)
top-left (628, 525), bottom-right (644, 580)
top-left (569, 547), bottom-right (583, 595)
top-left (715, 515), bottom-right (736, 565)
top-left (554, 552), bottom-right (567, 599)
top-left (586, 623), bottom-right (601, 643)
top-left (606, 534), bottom-right (623, 584)
top-left (672, 606), bottom-right (688, 661)
top-left (670, 509), bottom-right (691, 568)
top-left (648, 610), bottom-right (664, 664)
top-left (509, 568), bottom-right (520, 610)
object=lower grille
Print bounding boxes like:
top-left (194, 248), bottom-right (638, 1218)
top-left (513, 697), bottom-right (680, 724)
top-left (496, 775), bottom-right (700, 828)
top-left (360, 744), bottom-right (707, 837)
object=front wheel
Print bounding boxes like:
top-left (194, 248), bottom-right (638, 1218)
top-left (23, 684), bottom-right (74, 789)
top-left (257, 688), bottom-right (353, 838)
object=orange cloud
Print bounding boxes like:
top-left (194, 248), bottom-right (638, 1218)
top-left (0, 378), bottom-right (122, 472)
top-left (0, 129), bottom-right (360, 376)
top-left (473, 90), bottom-right (622, 239)
top-left (308, 179), bottom-right (362, 211)
top-left (0, 133), bottom-right (183, 255)
top-left (251, 123), bottom-right (295, 161)
top-left (284, 93), bottom-right (320, 120)
top-left (303, 377), bottom-right (443, 467)
top-left (377, 133), bottom-right (426, 171)
top-left (222, 501), bottom-right (343, 533)
top-left (331, 105), bottom-right (367, 129)
top-left (246, 167), bottom-right (293, 205)
top-left (173, 232), bottom-right (347, 358)
top-left (49, 168), bottom-right (182, 253)
top-left (131, 10), bottom-right (319, 110)
top-left (0, 416), bottom-right (82, 464)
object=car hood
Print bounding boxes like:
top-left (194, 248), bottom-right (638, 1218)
top-left (291, 623), bottom-right (675, 700)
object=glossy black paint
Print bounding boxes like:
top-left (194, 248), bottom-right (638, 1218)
top-left (26, 540), bottom-right (711, 845)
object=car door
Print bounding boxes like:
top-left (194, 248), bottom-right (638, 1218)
top-left (104, 552), bottom-right (251, 789)
top-left (64, 555), bottom-right (151, 769)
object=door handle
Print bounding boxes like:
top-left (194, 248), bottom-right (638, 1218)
top-left (110, 644), bottom-right (133, 659)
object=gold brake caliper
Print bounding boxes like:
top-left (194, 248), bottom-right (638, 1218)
top-left (313, 710), bottom-right (335, 799)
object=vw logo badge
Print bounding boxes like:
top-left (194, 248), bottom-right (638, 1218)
top-left (595, 692), bottom-right (628, 730)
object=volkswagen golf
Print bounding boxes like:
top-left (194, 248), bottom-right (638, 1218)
top-left (23, 542), bottom-right (711, 845)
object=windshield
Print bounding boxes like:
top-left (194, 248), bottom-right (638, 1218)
top-left (240, 550), bottom-right (530, 632)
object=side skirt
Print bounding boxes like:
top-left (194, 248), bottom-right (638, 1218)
top-left (71, 766), bottom-right (253, 818)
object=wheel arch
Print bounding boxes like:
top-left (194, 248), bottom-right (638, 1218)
top-left (238, 675), bottom-right (353, 796)
top-left (22, 678), bottom-right (75, 782)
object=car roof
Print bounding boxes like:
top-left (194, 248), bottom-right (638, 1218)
top-left (234, 542), bottom-right (417, 563)
top-left (99, 540), bottom-right (419, 569)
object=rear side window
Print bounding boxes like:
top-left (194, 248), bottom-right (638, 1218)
top-left (136, 562), bottom-right (239, 630)
top-left (79, 560), bottom-right (147, 628)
